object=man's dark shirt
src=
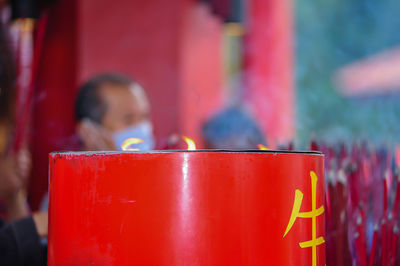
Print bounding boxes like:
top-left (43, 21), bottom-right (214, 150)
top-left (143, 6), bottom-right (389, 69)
top-left (0, 216), bottom-right (46, 265)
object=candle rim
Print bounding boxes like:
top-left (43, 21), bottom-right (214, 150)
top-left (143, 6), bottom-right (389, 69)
top-left (49, 149), bottom-right (323, 156)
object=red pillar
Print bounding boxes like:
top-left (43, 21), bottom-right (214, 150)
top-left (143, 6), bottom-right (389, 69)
top-left (29, 0), bottom-right (79, 210)
top-left (243, 0), bottom-right (294, 147)
top-left (179, 2), bottom-right (224, 146)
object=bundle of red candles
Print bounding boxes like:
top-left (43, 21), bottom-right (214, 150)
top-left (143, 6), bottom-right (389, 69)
top-left (310, 141), bottom-right (400, 266)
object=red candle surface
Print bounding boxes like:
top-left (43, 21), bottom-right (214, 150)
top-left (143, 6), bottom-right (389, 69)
top-left (48, 150), bottom-right (325, 265)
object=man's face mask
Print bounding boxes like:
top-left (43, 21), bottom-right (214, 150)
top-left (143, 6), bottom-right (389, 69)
top-left (113, 121), bottom-right (155, 151)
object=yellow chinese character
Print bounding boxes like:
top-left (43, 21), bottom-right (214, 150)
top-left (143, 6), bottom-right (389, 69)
top-left (283, 171), bottom-right (325, 266)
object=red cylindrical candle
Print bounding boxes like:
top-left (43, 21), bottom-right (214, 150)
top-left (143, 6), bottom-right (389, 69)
top-left (48, 150), bottom-right (325, 265)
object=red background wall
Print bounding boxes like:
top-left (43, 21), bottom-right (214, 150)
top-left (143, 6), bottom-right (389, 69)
top-left (78, 0), bottom-right (223, 145)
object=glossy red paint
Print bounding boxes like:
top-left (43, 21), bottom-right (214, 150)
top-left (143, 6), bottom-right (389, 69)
top-left (48, 151), bottom-right (324, 265)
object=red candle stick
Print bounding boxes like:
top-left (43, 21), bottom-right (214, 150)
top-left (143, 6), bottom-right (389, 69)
top-left (368, 226), bottom-right (378, 266)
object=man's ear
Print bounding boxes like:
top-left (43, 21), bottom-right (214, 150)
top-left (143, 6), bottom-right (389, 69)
top-left (76, 121), bottom-right (85, 140)
top-left (76, 120), bottom-right (92, 149)
top-left (76, 121), bottom-right (82, 136)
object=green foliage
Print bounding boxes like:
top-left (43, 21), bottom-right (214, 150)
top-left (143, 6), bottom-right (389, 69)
top-left (296, 0), bottom-right (400, 146)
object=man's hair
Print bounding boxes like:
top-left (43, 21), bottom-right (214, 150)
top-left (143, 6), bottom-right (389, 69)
top-left (75, 73), bottom-right (135, 123)
top-left (202, 106), bottom-right (266, 149)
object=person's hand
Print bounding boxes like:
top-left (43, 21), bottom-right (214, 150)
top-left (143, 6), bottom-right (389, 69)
top-left (77, 119), bottom-right (116, 150)
top-left (4, 190), bottom-right (29, 221)
top-left (0, 156), bottom-right (22, 198)
top-left (167, 134), bottom-right (181, 149)
top-left (0, 148), bottom-right (31, 199)
top-left (32, 211), bottom-right (48, 238)
top-left (16, 148), bottom-right (31, 184)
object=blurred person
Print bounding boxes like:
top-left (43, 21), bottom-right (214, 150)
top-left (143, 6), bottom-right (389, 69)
top-left (75, 73), bottom-right (155, 151)
top-left (0, 18), bottom-right (47, 265)
top-left (202, 106), bottom-right (266, 149)
top-left (40, 73), bottom-right (156, 211)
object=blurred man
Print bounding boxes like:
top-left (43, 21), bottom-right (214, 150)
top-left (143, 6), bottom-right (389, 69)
top-left (40, 73), bottom-right (156, 211)
top-left (75, 73), bottom-right (155, 151)
top-left (202, 106), bottom-right (266, 149)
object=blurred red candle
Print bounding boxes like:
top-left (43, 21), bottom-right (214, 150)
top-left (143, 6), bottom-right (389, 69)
top-left (48, 150), bottom-right (325, 265)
